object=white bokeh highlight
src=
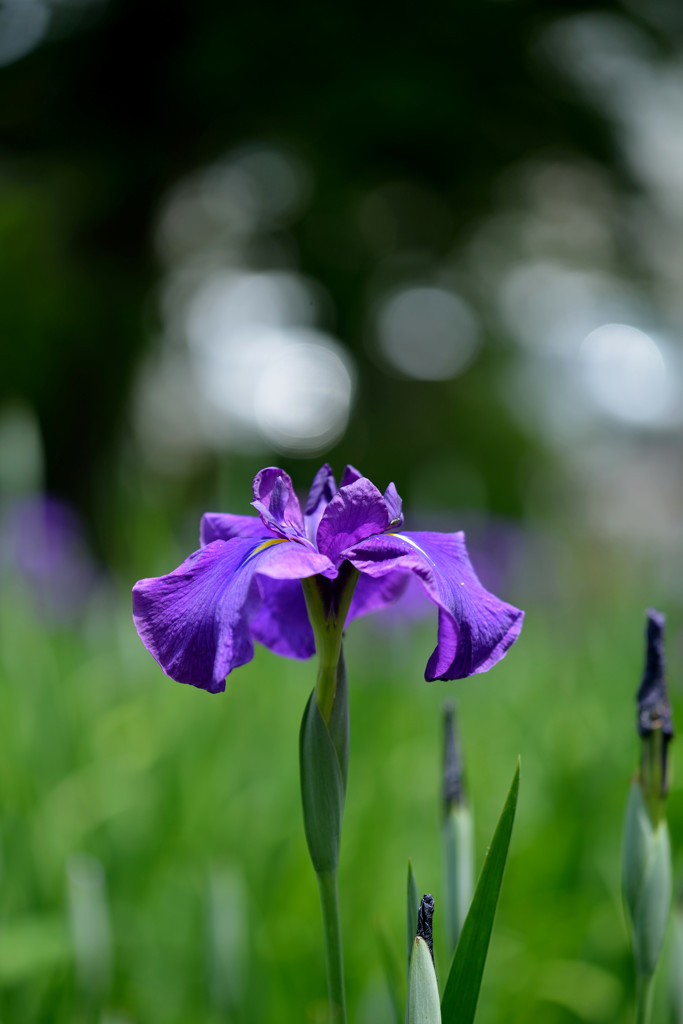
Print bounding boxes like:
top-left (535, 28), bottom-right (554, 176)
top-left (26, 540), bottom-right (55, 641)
top-left (376, 285), bottom-right (480, 380)
top-left (578, 323), bottom-right (677, 425)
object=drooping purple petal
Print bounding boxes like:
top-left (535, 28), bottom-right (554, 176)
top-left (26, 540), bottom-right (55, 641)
top-left (250, 578), bottom-right (315, 659)
top-left (252, 467), bottom-right (305, 539)
top-left (304, 463), bottom-right (337, 543)
top-left (133, 537), bottom-right (336, 692)
top-left (200, 512), bottom-right (270, 546)
top-left (383, 482), bottom-right (404, 528)
top-left (347, 568), bottom-right (409, 621)
top-left (316, 478), bottom-right (390, 564)
top-left (133, 538), bottom-right (261, 693)
top-left (342, 531), bottom-right (523, 680)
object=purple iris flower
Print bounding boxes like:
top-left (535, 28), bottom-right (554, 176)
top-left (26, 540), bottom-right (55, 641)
top-left (132, 465), bottom-right (523, 693)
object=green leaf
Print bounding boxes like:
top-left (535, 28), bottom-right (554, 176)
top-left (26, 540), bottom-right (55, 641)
top-left (326, 646), bottom-right (350, 793)
top-left (407, 859), bottom-right (419, 974)
top-left (622, 782), bottom-right (652, 924)
top-left (667, 906), bottom-right (683, 1024)
top-left (406, 936), bottom-right (442, 1024)
top-left (299, 688), bottom-right (345, 873)
top-left (440, 759), bottom-right (520, 1024)
top-left (377, 923), bottom-right (405, 1024)
top-left (622, 782), bottom-right (672, 977)
top-left (634, 819), bottom-right (671, 977)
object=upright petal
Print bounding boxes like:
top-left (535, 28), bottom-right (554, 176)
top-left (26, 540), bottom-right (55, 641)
top-left (304, 463), bottom-right (337, 543)
top-left (251, 467), bottom-right (305, 539)
top-left (383, 482), bottom-right (404, 527)
top-left (316, 477), bottom-right (390, 564)
top-left (339, 464), bottom-right (363, 488)
top-left (342, 531), bottom-right (523, 680)
top-left (133, 537), bottom-right (335, 692)
top-left (200, 512), bottom-right (270, 546)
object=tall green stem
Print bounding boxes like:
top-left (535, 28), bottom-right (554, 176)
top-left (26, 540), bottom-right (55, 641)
top-left (301, 567), bottom-right (358, 724)
top-left (317, 870), bottom-right (347, 1024)
top-left (299, 568), bottom-right (358, 1024)
top-left (635, 973), bottom-right (653, 1024)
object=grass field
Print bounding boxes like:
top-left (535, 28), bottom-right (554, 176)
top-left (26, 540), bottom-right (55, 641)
top-left (1, 526), bottom-right (680, 1023)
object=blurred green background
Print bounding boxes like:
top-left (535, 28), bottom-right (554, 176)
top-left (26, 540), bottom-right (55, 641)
top-left (1, 0), bottom-right (683, 1020)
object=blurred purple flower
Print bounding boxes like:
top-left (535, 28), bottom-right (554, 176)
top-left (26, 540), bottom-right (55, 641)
top-left (132, 465), bottom-right (524, 692)
top-left (2, 495), bottom-right (98, 620)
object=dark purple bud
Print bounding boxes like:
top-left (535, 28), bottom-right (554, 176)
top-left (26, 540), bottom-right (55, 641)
top-left (637, 609), bottom-right (674, 740)
top-left (443, 700), bottom-right (465, 813)
top-left (636, 609), bottom-right (674, 803)
top-left (416, 894), bottom-right (435, 964)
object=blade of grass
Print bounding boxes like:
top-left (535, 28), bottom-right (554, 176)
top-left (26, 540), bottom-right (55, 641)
top-left (377, 924), bottom-right (405, 1024)
top-left (440, 759), bottom-right (520, 1024)
top-left (407, 859), bottom-right (419, 974)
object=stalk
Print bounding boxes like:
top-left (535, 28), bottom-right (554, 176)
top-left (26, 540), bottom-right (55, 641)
top-left (635, 973), bottom-right (653, 1024)
top-left (299, 568), bottom-right (358, 1024)
top-left (317, 870), bottom-right (347, 1024)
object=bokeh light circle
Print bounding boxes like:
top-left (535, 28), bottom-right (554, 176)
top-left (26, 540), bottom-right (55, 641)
top-left (376, 286), bottom-right (480, 380)
top-left (578, 323), bottom-right (675, 424)
top-left (254, 334), bottom-right (354, 454)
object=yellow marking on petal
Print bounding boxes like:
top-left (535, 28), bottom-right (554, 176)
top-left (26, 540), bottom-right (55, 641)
top-left (244, 537), bottom-right (289, 564)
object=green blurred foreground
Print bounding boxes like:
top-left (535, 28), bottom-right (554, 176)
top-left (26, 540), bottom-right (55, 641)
top-left (0, 553), bottom-right (680, 1023)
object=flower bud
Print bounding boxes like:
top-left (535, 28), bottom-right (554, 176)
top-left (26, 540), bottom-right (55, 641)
top-left (406, 896), bottom-right (441, 1024)
top-left (636, 609), bottom-right (674, 824)
top-left (622, 609), bottom-right (674, 986)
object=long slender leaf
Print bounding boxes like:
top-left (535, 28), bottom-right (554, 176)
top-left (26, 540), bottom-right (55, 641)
top-left (377, 924), bottom-right (405, 1024)
top-left (299, 689), bottom-right (345, 874)
top-left (407, 859), bottom-right (419, 974)
top-left (440, 760), bottom-right (520, 1024)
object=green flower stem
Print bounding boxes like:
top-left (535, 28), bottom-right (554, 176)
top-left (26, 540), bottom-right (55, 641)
top-left (300, 567), bottom-right (358, 1024)
top-left (301, 567), bottom-right (359, 724)
top-left (640, 733), bottom-right (666, 828)
top-left (317, 869), bottom-right (347, 1024)
top-left (636, 973), bottom-right (654, 1024)
top-left (443, 803), bottom-right (474, 953)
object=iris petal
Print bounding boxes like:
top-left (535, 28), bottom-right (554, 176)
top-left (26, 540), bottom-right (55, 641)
top-left (304, 463), bottom-right (337, 543)
top-left (252, 467), bottom-right (305, 539)
top-left (342, 531), bottom-right (524, 680)
top-left (339, 464), bottom-right (363, 488)
top-left (347, 569), bottom-right (409, 621)
top-left (133, 538), bottom-right (336, 692)
top-left (316, 478), bottom-right (390, 564)
top-left (383, 482), bottom-right (404, 527)
top-left (200, 512), bottom-right (270, 546)
top-left (251, 578), bottom-right (315, 659)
